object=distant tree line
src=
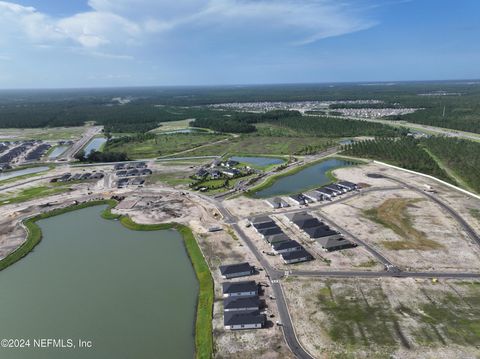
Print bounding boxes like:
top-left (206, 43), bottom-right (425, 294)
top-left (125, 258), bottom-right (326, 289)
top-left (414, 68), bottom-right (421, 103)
top-left (341, 137), bottom-right (452, 182)
top-left (190, 110), bottom-right (302, 133)
top-left (265, 116), bottom-right (407, 137)
top-left (422, 137), bottom-right (480, 193)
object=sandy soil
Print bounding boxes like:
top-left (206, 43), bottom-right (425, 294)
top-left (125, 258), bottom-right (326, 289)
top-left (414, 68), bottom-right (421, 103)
top-left (327, 164), bottom-right (480, 272)
top-left (283, 277), bottom-right (480, 359)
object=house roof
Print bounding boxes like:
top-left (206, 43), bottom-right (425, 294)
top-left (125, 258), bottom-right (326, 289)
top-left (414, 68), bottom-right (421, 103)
top-left (281, 249), bottom-right (312, 261)
top-left (264, 233), bottom-right (290, 244)
top-left (257, 226), bottom-right (283, 236)
top-left (272, 240), bottom-right (303, 251)
top-left (219, 262), bottom-right (253, 276)
top-left (250, 216), bottom-right (273, 225)
top-left (252, 221), bottom-right (278, 230)
top-left (224, 310), bottom-right (265, 326)
top-left (317, 237), bottom-right (353, 249)
top-left (289, 194), bottom-right (306, 202)
top-left (223, 296), bottom-right (260, 310)
top-left (285, 212), bottom-right (312, 222)
top-left (304, 226), bottom-right (338, 238)
top-left (222, 281), bottom-right (258, 294)
top-left (293, 218), bottom-right (323, 229)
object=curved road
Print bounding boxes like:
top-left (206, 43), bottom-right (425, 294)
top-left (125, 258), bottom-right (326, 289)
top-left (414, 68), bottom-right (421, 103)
top-left (209, 174), bottom-right (480, 359)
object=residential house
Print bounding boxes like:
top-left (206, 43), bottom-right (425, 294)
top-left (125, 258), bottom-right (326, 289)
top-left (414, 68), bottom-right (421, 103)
top-left (317, 237), bottom-right (357, 252)
top-left (223, 296), bottom-right (260, 312)
top-left (219, 262), bottom-right (255, 279)
top-left (281, 249), bottom-right (313, 264)
top-left (272, 240), bottom-right (303, 254)
top-left (222, 281), bottom-right (258, 298)
top-left (224, 310), bottom-right (266, 330)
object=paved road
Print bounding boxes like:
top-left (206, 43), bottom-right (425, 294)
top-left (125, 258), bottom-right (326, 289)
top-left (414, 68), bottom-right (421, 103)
top-left (382, 175), bottom-right (480, 247)
top-left (59, 126), bottom-right (103, 161)
top-left (289, 270), bottom-right (480, 279)
top-left (208, 173), bottom-right (480, 358)
top-left (306, 113), bottom-right (480, 142)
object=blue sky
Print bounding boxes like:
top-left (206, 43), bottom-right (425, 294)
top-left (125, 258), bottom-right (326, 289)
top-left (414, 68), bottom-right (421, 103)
top-left (0, 0), bottom-right (479, 88)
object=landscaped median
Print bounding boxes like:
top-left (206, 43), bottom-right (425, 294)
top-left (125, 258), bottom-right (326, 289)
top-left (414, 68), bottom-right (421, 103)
top-left (0, 199), bottom-right (214, 359)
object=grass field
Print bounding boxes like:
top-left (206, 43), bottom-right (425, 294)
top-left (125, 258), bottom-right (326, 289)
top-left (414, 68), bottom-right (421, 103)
top-left (0, 185), bottom-right (71, 206)
top-left (0, 127), bottom-right (86, 141)
top-left (106, 133), bottom-right (229, 159)
top-left (363, 198), bottom-right (443, 250)
top-left (185, 134), bottom-right (333, 157)
top-left (300, 278), bottom-right (480, 356)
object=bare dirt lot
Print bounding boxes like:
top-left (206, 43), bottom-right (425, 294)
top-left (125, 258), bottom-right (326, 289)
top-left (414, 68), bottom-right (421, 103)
top-left (283, 277), bottom-right (480, 359)
top-left (323, 164), bottom-right (480, 272)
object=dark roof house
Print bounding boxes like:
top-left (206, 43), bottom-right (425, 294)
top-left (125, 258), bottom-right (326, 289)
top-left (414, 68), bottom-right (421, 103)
top-left (219, 262), bottom-right (254, 279)
top-left (281, 249), bottom-right (313, 264)
top-left (222, 281), bottom-right (258, 298)
top-left (224, 310), bottom-right (266, 330)
top-left (223, 296), bottom-right (260, 312)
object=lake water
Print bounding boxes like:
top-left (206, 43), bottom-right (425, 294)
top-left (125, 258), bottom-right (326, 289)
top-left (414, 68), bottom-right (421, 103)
top-left (230, 156), bottom-right (284, 168)
top-left (253, 158), bottom-right (354, 198)
top-left (0, 206), bottom-right (198, 359)
top-left (0, 166), bottom-right (50, 181)
top-left (48, 146), bottom-right (69, 159)
top-left (84, 138), bottom-right (107, 156)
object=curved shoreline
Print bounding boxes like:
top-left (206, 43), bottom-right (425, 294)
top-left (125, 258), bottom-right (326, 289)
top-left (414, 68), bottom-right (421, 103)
top-left (246, 156), bottom-right (364, 198)
top-left (0, 199), bottom-right (213, 359)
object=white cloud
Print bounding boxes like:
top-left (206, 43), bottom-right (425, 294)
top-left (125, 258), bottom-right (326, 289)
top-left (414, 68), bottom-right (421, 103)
top-left (0, 0), bottom-right (377, 53)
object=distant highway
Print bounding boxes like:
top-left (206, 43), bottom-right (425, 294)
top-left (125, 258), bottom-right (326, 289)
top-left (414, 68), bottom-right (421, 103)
top-left (306, 113), bottom-right (480, 142)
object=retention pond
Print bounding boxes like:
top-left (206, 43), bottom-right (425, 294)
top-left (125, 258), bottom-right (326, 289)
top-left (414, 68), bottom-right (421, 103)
top-left (0, 166), bottom-right (50, 181)
top-left (0, 206), bottom-right (198, 359)
top-left (83, 138), bottom-right (107, 157)
top-left (230, 156), bottom-right (284, 168)
top-left (253, 158), bottom-right (355, 198)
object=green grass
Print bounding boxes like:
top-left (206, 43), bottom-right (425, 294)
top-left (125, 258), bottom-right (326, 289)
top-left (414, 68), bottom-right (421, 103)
top-left (0, 126), bottom-right (86, 141)
top-left (185, 134), bottom-right (334, 157)
top-left (0, 199), bottom-right (213, 358)
top-left (146, 173), bottom-right (192, 187)
top-left (363, 198), bottom-right (443, 251)
top-left (106, 133), bottom-right (229, 159)
top-left (0, 185), bottom-right (71, 206)
top-left (315, 283), bottom-right (398, 347)
top-left (470, 208), bottom-right (480, 223)
top-left (400, 289), bottom-right (480, 346)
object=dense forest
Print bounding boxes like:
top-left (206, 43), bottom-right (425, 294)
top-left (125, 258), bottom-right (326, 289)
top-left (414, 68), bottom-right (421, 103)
top-left (341, 138), bottom-right (453, 182)
top-left (1, 81), bottom-right (480, 134)
top-left (265, 116), bottom-right (407, 137)
top-left (190, 110), bottom-right (302, 133)
top-left (75, 150), bottom-right (129, 163)
top-left (422, 137), bottom-right (480, 193)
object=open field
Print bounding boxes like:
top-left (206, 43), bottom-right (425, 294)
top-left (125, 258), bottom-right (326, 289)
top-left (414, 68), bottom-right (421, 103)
top-left (284, 277), bottom-right (480, 359)
top-left (363, 198), bottom-right (443, 250)
top-left (0, 185), bottom-right (71, 206)
top-left (322, 163), bottom-right (480, 272)
top-left (184, 135), bottom-right (333, 157)
top-left (150, 119), bottom-right (193, 133)
top-left (106, 133), bottom-right (229, 159)
top-left (0, 127), bottom-right (86, 141)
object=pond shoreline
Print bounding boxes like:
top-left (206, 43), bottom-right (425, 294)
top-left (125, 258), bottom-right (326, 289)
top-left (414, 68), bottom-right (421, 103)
top-left (0, 199), bottom-right (213, 359)
top-left (247, 156), bottom-right (363, 198)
